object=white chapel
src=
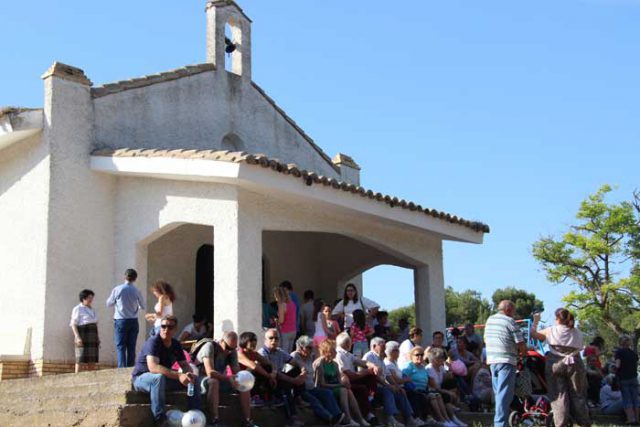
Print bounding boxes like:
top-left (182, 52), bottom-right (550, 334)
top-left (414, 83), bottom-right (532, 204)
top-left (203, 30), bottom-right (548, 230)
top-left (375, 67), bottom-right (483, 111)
top-left (0, 0), bottom-right (489, 377)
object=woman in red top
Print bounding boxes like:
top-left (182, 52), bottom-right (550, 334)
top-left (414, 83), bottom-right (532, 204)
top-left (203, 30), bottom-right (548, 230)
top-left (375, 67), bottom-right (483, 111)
top-left (349, 309), bottom-right (373, 358)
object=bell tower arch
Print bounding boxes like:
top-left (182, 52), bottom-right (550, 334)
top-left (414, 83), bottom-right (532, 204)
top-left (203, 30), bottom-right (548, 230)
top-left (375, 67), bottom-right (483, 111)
top-left (205, 0), bottom-right (252, 79)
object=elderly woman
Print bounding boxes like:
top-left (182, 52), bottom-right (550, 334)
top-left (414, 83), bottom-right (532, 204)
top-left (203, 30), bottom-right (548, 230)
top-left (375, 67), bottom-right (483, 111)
top-left (531, 309), bottom-right (591, 427)
top-left (70, 289), bottom-right (99, 373)
top-left (290, 335), bottom-right (344, 425)
top-left (426, 347), bottom-right (460, 407)
top-left (314, 339), bottom-right (365, 426)
top-left (402, 346), bottom-right (464, 427)
top-left (332, 283), bottom-right (379, 331)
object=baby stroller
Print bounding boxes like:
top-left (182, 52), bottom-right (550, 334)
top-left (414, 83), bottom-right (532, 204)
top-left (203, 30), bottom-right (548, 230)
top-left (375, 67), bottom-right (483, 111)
top-left (508, 350), bottom-right (568, 427)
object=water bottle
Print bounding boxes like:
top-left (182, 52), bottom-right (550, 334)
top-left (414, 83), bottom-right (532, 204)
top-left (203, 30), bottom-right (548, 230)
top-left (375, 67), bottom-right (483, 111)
top-left (187, 381), bottom-right (195, 397)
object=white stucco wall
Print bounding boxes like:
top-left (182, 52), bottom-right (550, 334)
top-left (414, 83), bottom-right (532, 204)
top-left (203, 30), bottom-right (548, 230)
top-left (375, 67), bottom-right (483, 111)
top-left (93, 70), bottom-right (339, 179)
top-left (40, 76), bottom-right (116, 363)
top-left (0, 133), bottom-right (49, 358)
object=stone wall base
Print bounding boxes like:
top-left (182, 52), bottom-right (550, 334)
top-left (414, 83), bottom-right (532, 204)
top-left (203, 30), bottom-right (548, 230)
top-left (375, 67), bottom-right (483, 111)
top-left (0, 358), bottom-right (116, 381)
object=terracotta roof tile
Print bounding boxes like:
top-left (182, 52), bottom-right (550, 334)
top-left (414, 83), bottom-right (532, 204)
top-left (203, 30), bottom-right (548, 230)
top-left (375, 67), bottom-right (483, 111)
top-left (91, 148), bottom-right (490, 233)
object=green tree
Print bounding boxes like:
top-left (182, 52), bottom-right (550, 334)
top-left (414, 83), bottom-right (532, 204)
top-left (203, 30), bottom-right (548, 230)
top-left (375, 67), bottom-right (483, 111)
top-left (445, 286), bottom-right (492, 326)
top-left (491, 287), bottom-right (544, 320)
top-left (387, 287), bottom-right (491, 330)
top-left (388, 303), bottom-right (416, 330)
top-left (532, 185), bottom-right (640, 350)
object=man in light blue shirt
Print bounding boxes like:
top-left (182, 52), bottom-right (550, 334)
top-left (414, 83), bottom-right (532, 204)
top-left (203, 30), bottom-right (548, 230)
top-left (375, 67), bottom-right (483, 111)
top-left (107, 268), bottom-right (145, 367)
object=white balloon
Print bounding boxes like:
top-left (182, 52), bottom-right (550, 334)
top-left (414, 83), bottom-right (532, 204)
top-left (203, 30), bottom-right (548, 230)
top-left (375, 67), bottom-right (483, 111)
top-left (235, 370), bottom-right (255, 392)
top-left (166, 409), bottom-right (184, 427)
top-left (181, 409), bottom-right (206, 427)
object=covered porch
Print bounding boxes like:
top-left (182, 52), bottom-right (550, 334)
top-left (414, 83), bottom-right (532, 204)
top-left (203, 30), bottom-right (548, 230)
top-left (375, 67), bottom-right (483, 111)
top-left (92, 149), bottom-right (488, 360)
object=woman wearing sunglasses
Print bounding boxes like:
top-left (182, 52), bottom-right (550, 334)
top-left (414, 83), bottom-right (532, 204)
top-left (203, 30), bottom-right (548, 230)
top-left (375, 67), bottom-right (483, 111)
top-left (402, 346), bottom-right (465, 427)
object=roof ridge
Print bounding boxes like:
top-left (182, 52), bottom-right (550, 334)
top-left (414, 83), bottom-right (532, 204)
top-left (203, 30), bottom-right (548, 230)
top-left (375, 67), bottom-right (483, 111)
top-left (91, 63), bottom-right (216, 98)
top-left (91, 147), bottom-right (490, 233)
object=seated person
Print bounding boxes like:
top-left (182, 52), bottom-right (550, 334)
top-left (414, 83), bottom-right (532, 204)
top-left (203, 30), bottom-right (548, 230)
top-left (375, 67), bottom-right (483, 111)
top-left (374, 311), bottom-right (392, 341)
top-left (178, 314), bottom-right (211, 342)
top-left (585, 354), bottom-right (604, 404)
top-left (426, 347), bottom-right (459, 407)
top-left (399, 327), bottom-right (424, 370)
top-left (131, 315), bottom-right (201, 426)
top-left (427, 331), bottom-right (449, 359)
top-left (289, 335), bottom-right (343, 424)
top-left (472, 365), bottom-right (493, 407)
top-left (314, 339), bottom-right (365, 426)
top-left (258, 329), bottom-right (307, 427)
top-left (335, 332), bottom-right (380, 424)
top-left (363, 337), bottom-right (421, 427)
top-left (237, 331), bottom-right (276, 403)
top-left (192, 331), bottom-right (257, 427)
top-left (402, 346), bottom-right (463, 427)
top-left (447, 328), bottom-right (462, 360)
top-left (600, 374), bottom-right (624, 416)
top-left (456, 337), bottom-right (481, 379)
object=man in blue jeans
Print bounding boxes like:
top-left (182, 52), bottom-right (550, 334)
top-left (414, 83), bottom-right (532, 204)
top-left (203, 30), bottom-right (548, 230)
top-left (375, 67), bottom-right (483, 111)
top-left (107, 268), bottom-right (145, 367)
top-left (132, 315), bottom-right (202, 426)
top-left (484, 300), bottom-right (526, 427)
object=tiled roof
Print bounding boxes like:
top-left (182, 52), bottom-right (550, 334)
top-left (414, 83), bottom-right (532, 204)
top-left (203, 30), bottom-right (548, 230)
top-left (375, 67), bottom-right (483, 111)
top-left (91, 64), bottom-right (216, 98)
top-left (0, 107), bottom-right (41, 119)
top-left (92, 148), bottom-right (490, 233)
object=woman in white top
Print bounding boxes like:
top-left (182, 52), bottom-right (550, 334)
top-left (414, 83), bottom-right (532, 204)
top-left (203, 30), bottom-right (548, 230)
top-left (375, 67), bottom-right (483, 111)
top-left (70, 289), bottom-right (99, 373)
top-left (145, 280), bottom-right (175, 336)
top-left (530, 308), bottom-right (591, 427)
top-left (313, 302), bottom-right (340, 348)
top-left (331, 283), bottom-right (379, 331)
top-left (399, 327), bottom-right (423, 370)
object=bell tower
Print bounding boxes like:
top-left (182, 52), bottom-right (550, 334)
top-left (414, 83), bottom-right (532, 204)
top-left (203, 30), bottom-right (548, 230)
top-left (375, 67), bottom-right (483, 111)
top-left (205, 0), bottom-right (252, 80)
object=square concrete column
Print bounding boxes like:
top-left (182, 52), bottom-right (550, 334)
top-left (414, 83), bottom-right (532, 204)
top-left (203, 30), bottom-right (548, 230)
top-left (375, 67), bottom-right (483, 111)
top-left (414, 262), bottom-right (446, 339)
top-left (213, 207), bottom-right (262, 338)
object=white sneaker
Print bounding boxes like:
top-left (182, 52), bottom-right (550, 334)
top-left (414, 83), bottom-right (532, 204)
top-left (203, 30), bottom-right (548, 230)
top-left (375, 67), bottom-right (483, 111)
top-left (358, 419), bottom-right (371, 427)
top-left (408, 417), bottom-right (426, 427)
top-left (387, 416), bottom-right (405, 427)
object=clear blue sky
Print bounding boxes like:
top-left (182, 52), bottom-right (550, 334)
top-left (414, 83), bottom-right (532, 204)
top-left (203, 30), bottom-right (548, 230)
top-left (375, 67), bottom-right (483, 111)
top-left (2, 1), bottom-right (639, 324)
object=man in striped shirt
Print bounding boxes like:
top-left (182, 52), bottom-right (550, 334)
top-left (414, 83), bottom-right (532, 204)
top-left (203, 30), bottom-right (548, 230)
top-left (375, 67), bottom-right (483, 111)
top-left (484, 300), bottom-right (526, 427)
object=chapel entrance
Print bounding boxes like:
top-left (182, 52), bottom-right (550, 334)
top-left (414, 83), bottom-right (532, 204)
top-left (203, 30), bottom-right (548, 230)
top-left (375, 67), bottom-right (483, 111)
top-left (146, 224), bottom-right (214, 332)
top-left (195, 244), bottom-right (214, 324)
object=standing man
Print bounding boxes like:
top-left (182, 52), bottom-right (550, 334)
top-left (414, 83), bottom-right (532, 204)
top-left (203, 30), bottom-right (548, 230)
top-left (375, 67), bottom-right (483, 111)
top-left (484, 300), bottom-right (526, 427)
top-left (107, 268), bottom-right (145, 367)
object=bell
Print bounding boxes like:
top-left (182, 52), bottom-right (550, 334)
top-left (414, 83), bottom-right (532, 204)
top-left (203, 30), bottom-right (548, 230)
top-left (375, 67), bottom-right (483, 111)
top-left (224, 37), bottom-right (236, 54)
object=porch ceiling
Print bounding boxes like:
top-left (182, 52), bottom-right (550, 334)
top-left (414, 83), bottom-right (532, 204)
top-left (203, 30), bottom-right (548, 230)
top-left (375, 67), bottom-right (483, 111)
top-left (90, 148), bottom-right (489, 243)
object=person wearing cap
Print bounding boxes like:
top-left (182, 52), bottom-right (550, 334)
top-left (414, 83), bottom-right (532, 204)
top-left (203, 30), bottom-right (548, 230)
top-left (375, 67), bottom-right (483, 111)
top-left (106, 268), bottom-right (146, 368)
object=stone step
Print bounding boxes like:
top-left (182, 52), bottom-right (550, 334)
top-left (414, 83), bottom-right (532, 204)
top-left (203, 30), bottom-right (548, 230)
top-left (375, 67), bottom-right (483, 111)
top-left (0, 368), bottom-right (133, 392)
top-left (0, 402), bottom-right (123, 427)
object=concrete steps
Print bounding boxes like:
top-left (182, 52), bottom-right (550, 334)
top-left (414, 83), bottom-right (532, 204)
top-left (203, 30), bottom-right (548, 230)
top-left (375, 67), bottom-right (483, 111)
top-left (0, 369), bottom-right (631, 426)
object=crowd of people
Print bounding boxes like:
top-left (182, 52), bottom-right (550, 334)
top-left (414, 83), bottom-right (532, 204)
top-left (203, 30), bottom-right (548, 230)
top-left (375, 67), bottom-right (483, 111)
top-left (69, 270), bottom-right (640, 427)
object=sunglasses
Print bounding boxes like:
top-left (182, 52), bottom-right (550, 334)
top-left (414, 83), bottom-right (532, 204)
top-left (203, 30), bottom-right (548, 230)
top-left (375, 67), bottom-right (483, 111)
top-left (267, 336), bottom-right (279, 341)
top-left (160, 324), bottom-right (176, 330)
top-left (414, 353), bottom-right (424, 357)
